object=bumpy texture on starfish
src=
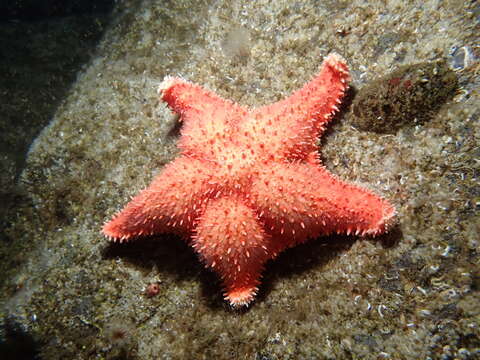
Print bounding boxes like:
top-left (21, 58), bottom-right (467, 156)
top-left (103, 53), bottom-right (395, 307)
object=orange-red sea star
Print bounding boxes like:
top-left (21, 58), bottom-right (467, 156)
top-left (102, 53), bottom-right (396, 307)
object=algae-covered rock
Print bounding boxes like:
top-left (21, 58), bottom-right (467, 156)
top-left (1, 0), bottom-right (479, 359)
top-left (352, 60), bottom-right (458, 133)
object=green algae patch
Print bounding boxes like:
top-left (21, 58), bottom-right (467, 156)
top-left (352, 60), bottom-right (458, 133)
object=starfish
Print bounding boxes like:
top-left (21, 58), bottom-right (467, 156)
top-left (102, 53), bottom-right (395, 307)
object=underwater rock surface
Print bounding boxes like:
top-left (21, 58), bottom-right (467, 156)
top-left (352, 60), bottom-right (458, 133)
top-left (1, 0), bottom-right (479, 359)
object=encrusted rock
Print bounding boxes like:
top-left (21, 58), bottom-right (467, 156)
top-left (352, 60), bottom-right (458, 133)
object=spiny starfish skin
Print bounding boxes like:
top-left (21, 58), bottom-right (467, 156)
top-left (102, 53), bottom-right (396, 307)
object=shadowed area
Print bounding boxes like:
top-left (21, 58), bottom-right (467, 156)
top-left (103, 227), bottom-right (401, 310)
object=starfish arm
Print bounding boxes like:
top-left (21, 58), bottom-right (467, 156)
top-left (246, 53), bottom-right (350, 160)
top-left (159, 76), bottom-right (247, 158)
top-left (102, 156), bottom-right (217, 242)
top-left (250, 161), bottom-right (396, 248)
top-left (192, 196), bottom-right (273, 307)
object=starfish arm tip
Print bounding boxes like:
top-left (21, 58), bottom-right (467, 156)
top-left (325, 52), bottom-right (346, 64)
top-left (323, 52), bottom-right (351, 81)
top-left (362, 201), bottom-right (397, 237)
top-left (102, 220), bottom-right (128, 242)
top-left (158, 75), bottom-right (184, 96)
top-left (225, 286), bottom-right (258, 307)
